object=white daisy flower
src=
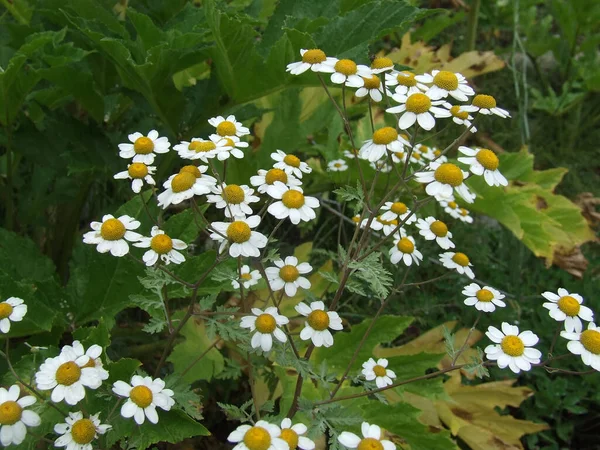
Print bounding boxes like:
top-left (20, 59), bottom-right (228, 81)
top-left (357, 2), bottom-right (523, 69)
top-left (390, 150), bottom-right (407, 164)
top-left (328, 159), bottom-right (349, 172)
top-left (232, 265), bottom-right (261, 290)
top-left (355, 75), bottom-right (385, 102)
top-left (458, 146), bottom-right (508, 187)
top-left (286, 48), bottom-right (336, 76)
top-left (157, 165), bottom-right (217, 209)
top-left (113, 163), bottom-right (156, 193)
top-left (444, 104), bottom-right (477, 132)
top-left (385, 70), bottom-right (426, 96)
top-left (387, 91), bottom-right (451, 130)
top-left (365, 216), bottom-right (401, 236)
top-left (0, 297), bottom-right (27, 334)
top-left (228, 420), bottom-right (288, 450)
top-left (438, 197), bottom-right (460, 219)
top-left (173, 136), bottom-right (228, 162)
top-left (380, 201), bottom-right (417, 225)
top-left (112, 375), bottom-right (174, 425)
top-left (209, 134), bottom-right (250, 160)
top-left (343, 149), bottom-right (359, 159)
top-left (208, 114), bottom-right (250, 137)
top-left (415, 217), bottom-right (454, 249)
top-left (323, 58), bottom-right (372, 87)
top-left (414, 161), bottom-right (475, 203)
top-left (415, 70), bottom-right (475, 101)
top-left (271, 150), bottom-right (312, 178)
top-left (456, 206), bottom-right (474, 224)
top-left (338, 422), bottom-right (396, 450)
top-left (207, 183), bottom-right (260, 218)
top-left (295, 301), bottom-right (343, 348)
top-left (267, 183), bottom-right (319, 225)
top-left (133, 226), bottom-right (187, 266)
top-left (35, 345), bottom-right (105, 405)
top-left (462, 283), bottom-right (506, 313)
top-left (541, 288), bottom-right (594, 333)
top-left (362, 358), bottom-right (396, 388)
top-left (280, 418), bottom-right (315, 450)
top-left (210, 216), bottom-right (268, 258)
top-left (359, 127), bottom-right (411, 162)
top-left (83, 214), bottom-right (141, 257)
top-left (370, 57), bottom-right (394, 74)
top-left (485, 323), bottom-right (541, 373)
top-left (561, 322), bottom-right (600, 371)
top-left (424, 146), bottom-right (448, 163)
top-left (0, 385), bottom-right (41, 446)
top-left (390, 231), bottom-right (422, 266)
top-left (62, 341), bottom-right (109, 381)
top-left (54, 412), bottom-right (111, 450)
top-left (408, 147), bottom-right (427, 166)
top-left (118, 130), bottom-right (170, 164)
top-left (370, 160), bottom-right (393, 173)
top-left (439, 251), bottom-right (475, 279)
top-left (461, 94), bottom-right (510, 118)
top-left (250, 168), bottom-right (302, 198)
top-left (265, 256), bottom-right (312, 297)
top-left (240, 307), bottom-right (289, 352)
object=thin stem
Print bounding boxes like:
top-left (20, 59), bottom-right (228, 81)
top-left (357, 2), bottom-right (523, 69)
top-left (248, 354), bottom-right (261, 420)
top-left (368, 99), bottom-right (375, 132)
top-left (139, 191), bottom-right (159, 227)
top-left (4, 121), bottom-right (14, 230)
top-left (452, 311), bottom-right (481, 366)
top-left (548, 323), bottom-right (562, 356)
top-left (179, 339), bottom-right (222, 379)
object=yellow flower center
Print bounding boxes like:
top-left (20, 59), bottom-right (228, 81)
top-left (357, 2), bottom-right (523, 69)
top-left (243, 426), bottom-right (272, 450)
top-left (280, 265), bottom-right (300, 282)
top-left (302, 49), bottom-right (326, 64)
top-left (413, 152), bottom-right (422, 160)
top-left (334, 59), bottom-right (357, 75)
top-left (430, 220), bottom-right (448, 237)
top-left (434, 149), bottom-right (442, 157)
top-left (255, 314), bottom-right (277, 333)
top-left (130, 385), bottom-right (153, 408)
top-left (377, 216), bottom-right (397, 226)
top-left (280, 428), bottom-right (299, 450)
top-left (265, 169), bottom-right (288, 185)
top-left (307, 310), bottom-right (330, 331)
top-left (460, 208), bottom-right (469, 216)
top-left (55, 361), bottom-right (82, 386)
top-left (283, 154), bottom-right (301, 168)
top-left (133, 136), bottom-right (154, 154)
top-left (0, 401), bottom-right (22, 425)
top-left (433, 70), bottom-right (459, 91)
top-left (475, 149), bottom-right (499, 171)
top-left (150, 234), bottom-right (173, 254)
top-left (222, 185), bottom-right (245, 204)
top-left (434, 163), bottom-right (463, 187)
top-left (396, 71), bottom-right (416, 86)
top-left (0, 303), bottom-right (13, 319)
top-left (397, 237), bottom-right (414, 254)
top-left (82, 358), bottom-right (96, 369)
top-left (500, 335), bottom-right (525, 357)
top-left (241, 273), bottom-right (252, 281)
top-left (448, 201), bottom-right (458, 209)
top-left (557, 296), bottom-right (581, 317)
top-left (581, 330), bottom-right (600, 355)
top-left (282, 190), bottom-right (305, 209)
top-left (171, 172), bottom-right (196, 193)
top-left (226, 221), bottom-right (252, 243)
top-left (71, 419), bottom-right (97, 445)
top-left (390, 202), bottom-right (407, 215)
top-left (334, 163), bottom-right (342, 168)
top-left (371, 57), bottom-right (393, 70)
top-left (216, 120), bottom-right (237, 137)
top-left (373, 365), bottom-right (387, 377)
top-left (394, 151), bottom-right (405, 159)
top-left (372, 127), bottom-right (398, 145)
top-left (452, 252), bottom-right (470, 267)
top-left (188, 141), bottom-right (216, 153)
top-left (180, 165), bottom-right (202, 178)
top-left (352, 216), bottom-right (361, 224)
top-left (358, 437), bottom-right (384, 450)
top-left (476, 289), bottom-right (494, 302)
top-left (405, 93), bottom-right (431, 114)
top-left (128, 163), bottom-right (149, 179)
top-left (362, 75), bottom-right (381, 89)
top-left (450, 105), bottom-right (469, 120)
top-left (472, 94), bottom-right (497, 109)
top-left (100, 218), bottom-right (126, 241)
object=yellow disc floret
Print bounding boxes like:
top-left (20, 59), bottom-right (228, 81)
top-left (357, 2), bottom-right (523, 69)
top-left (227, 221), bottom-right (251, 243)
top-left (265, 169), bottom-right (288, 185)
top-left (452, 252), bottom-right (470, 267)
top-left (405, 93), bottom-right (431, 114)
top-left (307, 310), bottom-right (330, 331)
top-left (557, 296), bottom-right (581, 317)
top-left (71, 419), bottom-right (97, 445)
top-left (372, 127), bottom-right (398, 145)
top-left (133, 136), bottom-right (154, 154)
top-left (581, 330), bottom-right (600, 355)
top-left (128, 163), bottom-right (149, 179)
top-left (434, 163), bottom-right (463, 187)
top-left (0, 401), bottom-right (22, 425)
top-left (171, 172), bottom-right (196, 193)
top-left (0, 303), bottom-right (13, 320)
top-left (130, 385), bottom-right (153, 408)
top-left (280, 428), bottom-right (299, 450)
top-left (188, 141), bottom-right (216, 153)
top-left (501, 335), bottom-right (525, 357)
top-left (433, 71), bottom-right (459, 91)
top-left (283, 154), bottom-right (301, 168)
top-left (222, 185), bottom-right (245, 204)
top-left (450, 105), bottom-right (469, 120)
top-left (282, 190), bottom-right (305, 209)
top-left (448, 201), bottom-right (458, 209)
top-left (243, 426), bottom-right (272, 450)
top-left (373, 365), bottom-right (387, 377)
top-left (280, 265), bottom-right (300, 282)
top-left (302, 49), bottom-right (326, 64)
top-left (334, 59), bottom-right (357, 75)
top-left (396, 71), bottom-right (417, 87)
top-left (180, 165), bottom-right (202, 178)
top-left (390, 202), bottom-right (408, 215)
top-left (475, 149), bottom-right (500, 171)
top-left (472, 94), bottom-right (497, 109)
top-left (362, 75), bottom-right (381, 89)
top-left (55, 361), bottom-right (82, 386)
top-left (150, 234), bottom-right (173, 254)
top-left (430, 220), bottom-right (448, 237)
top-left (255, 314), bottom-right (277, 334)
top-left (397, 237), bottom-right (414, 254)
top-left (216, 121), bottom-right (237, 137)
top-left (476, 289), bottom-right (494, 302)
top-left (371, 57), bottom-right (393, 70)
top-left (241, 273), bottom-right (252, 281)
top-left (100, 218), bottom-right (126, 241)
top-left (358, 438), bottom-right (384, 450)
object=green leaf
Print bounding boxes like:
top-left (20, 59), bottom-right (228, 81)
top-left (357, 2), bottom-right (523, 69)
top-left (348, 252), bottom-right (393, 298)
top-left (163, 207), bottom-right (207, 244)
top-left (72, 320), bottom-right (111, 348)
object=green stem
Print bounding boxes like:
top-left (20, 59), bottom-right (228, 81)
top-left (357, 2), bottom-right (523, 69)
top-left (466, 0), bottom-right (481, 51)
